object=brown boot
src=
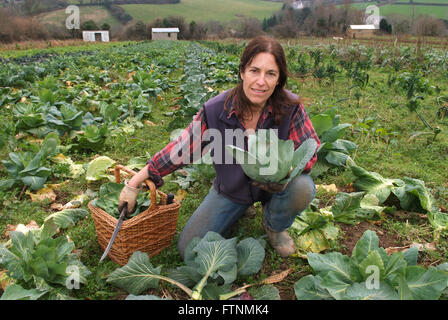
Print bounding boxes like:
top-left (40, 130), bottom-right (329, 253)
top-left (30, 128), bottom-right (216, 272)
top-left (262, 219), bottom-right (295, 257)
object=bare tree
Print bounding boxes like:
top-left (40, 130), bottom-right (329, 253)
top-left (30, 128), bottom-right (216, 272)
top-left (234, 16), bottom-right (263, 38)
top-left (413, 15), bottom-right (446, 37)
top-left (22, 0), bottom-right (40, 15)
top-left (388, 14), bottom-right (411, 35)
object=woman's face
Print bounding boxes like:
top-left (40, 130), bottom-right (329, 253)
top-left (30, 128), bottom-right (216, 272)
top-left (240, 52), bottom-right (280, 110)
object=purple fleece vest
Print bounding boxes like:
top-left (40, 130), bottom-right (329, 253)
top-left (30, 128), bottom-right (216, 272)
top-left (203, 89), bottom-right (297, 205)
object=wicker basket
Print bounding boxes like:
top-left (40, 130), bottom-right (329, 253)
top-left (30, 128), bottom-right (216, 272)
top-left (89, 165), bottom-right (180, 265)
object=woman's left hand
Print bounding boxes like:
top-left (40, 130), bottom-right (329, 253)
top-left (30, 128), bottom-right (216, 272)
top-left (252, 180), bottom-right (288, 193)
top-left (252, 167), bottom-right (292, 193)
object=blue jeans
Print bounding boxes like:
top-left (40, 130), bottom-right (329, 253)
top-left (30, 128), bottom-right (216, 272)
top-left (177, 174), bottom-right (316, 257)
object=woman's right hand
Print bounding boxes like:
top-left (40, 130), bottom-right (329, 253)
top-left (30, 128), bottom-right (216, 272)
top-left (118, 164), bottom-right (151, 213)
top-left (118, 181), bottom-right (141, 213)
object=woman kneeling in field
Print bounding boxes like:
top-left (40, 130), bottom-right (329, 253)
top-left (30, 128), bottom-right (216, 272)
top-left (118, 36), bottom-right (320, 258)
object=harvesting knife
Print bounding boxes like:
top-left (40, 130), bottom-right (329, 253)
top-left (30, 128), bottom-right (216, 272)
top-left (99, 205), bottom-right (129, 263)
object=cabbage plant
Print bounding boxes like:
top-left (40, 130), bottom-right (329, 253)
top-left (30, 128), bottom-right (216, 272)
top-left (0, 132), bottom-right (60, 191)
top-left (106, 232), bottom-right (272, 300)
top-left (225, 129), bottom-right (317, 184)
top-left (294, 230), bottom-right (448, 300)
top-left (0, 209), bottom-right (91, 300)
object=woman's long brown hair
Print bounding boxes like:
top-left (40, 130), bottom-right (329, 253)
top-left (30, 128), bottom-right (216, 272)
top-left (224, 36), bottom-right (300, 125)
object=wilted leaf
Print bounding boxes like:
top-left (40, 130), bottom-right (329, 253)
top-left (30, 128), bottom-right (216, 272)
top-left (385, 243), bottom-right (436, 255)
top-left (52, 154), bottom-right (85, 179)
top-left (316, 184), bottom-right (338, 193)
top-left (62, 194), bottom-right (90, 209)
top-left (0, 270), bottom-right (12, 291)
top-left (86, 156), bottom-right (116, 181)
top-left (50, 203), bottom-right (64, 211)
top-left (44, 208), bottom-right (88, 230)
top-left (4, 221), bottom-right (40, 237)
top-left (26, 187), bottom-right (56, 203)
top-left (349, 164), bottom-right (404, 204)
top-left (261, 268), bottom-right (292, 285)
top-left (144, 120), bottom-right (156, 126)
top-left (175, 189), bottom-right (188, 202)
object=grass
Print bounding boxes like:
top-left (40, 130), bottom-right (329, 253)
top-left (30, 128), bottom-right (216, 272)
top-left (121, 0), bottom-right (282, 23)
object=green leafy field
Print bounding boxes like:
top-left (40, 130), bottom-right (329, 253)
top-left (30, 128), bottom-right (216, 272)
top-left (0, 39), bottom-right (447, 300)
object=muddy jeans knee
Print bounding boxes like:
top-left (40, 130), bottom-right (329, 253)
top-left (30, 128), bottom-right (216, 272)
top-left (262, 174), bottom-right (316, 232)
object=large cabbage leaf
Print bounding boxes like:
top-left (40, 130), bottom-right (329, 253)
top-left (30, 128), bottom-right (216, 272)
top-left (310, 110), bottom-right (356, 178)
top-left (0, 284), bottom-right (47, 300)
top-left (349, 164), bottom-right (404, 204)
top-left (106, 251), bottom-right (163, 295)
top-left (225, 129), bottom-right (317, 184)
top-left (331, 192), bottom-right (386, 225)
top-left (236, 237), bottom-right (265, 276)
top-left (349, 164), bottom-right (443, 221)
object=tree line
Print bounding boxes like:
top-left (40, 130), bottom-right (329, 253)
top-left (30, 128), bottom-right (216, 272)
top-left (261, 3), bottom-right (447, 37)
top-left (0, 1), bottom-right (446, 43)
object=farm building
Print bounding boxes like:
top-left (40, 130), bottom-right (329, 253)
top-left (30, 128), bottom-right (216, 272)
top-left (82, 31), bottom-right (110, 42)
top-left (347, 25), bottom-right (378, 39)
top-left (151, 28), bottom-right (180, 40)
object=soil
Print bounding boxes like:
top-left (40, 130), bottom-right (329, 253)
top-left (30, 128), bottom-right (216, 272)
top-left (337, 221), bottom-right (403, 256)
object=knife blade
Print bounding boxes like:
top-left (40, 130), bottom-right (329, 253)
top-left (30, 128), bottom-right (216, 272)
top-left (99, 206), bottom-right (128, 263)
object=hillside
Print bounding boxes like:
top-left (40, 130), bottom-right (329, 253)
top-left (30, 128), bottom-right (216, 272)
top-left (36, 0), bottom-right (283, 28)
top-left (121, 0), bottom-right (283, 23)
top-left (37, 5), bottom-right (122, 29)
top-left (341, 2), bottom-right (448, 20)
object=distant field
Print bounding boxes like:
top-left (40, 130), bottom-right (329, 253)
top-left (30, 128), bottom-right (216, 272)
top-left (121, 0), bottom-right (283, 23)
top-left (394, 0), bottom-right (448, 3)
top-left (37, 6), bottom-right (121, 28)
top-left (36, 0), bottom-right (282, 29)
top-left (345, 2), bottom-right (448, 19)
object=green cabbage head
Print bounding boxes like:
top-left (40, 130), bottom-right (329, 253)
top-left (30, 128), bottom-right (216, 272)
top-left (225, 129), bottom-right (317, 184)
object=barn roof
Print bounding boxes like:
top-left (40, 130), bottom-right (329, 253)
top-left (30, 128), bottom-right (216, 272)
top-left (349, 25), bottom-right (377, 30)
top-left (152, 28), bottom-right (180, 33)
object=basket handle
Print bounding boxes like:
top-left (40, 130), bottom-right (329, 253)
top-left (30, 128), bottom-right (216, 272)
top-left (114, 164), bottom-right (158, 211)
